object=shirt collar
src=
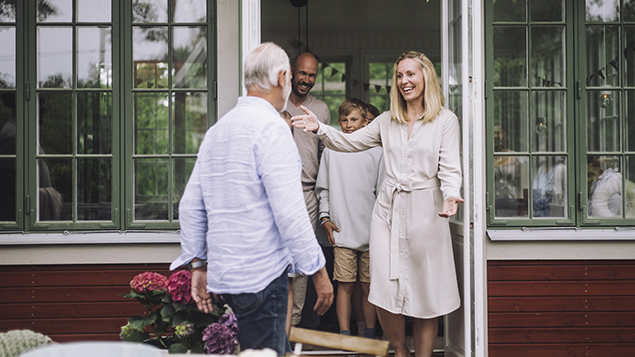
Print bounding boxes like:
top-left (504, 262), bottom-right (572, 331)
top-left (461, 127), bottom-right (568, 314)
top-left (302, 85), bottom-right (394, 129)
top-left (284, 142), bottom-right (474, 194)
top-left (237, 96), bottom-right (281, 117)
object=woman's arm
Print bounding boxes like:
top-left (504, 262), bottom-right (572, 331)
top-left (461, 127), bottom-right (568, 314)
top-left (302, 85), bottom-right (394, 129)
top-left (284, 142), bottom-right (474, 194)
top-left (292, 106), bottom-right (382, 152)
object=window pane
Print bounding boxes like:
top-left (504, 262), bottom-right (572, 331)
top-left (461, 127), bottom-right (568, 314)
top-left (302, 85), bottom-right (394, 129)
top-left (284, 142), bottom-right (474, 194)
top-left (494, 27), bottom-right (526, 87)
top-left (38, 0), bottom-right (71, 23)
top-left (624, 26), bottom-right (635, 87)
top-left (494, 91), bottom-right (528, 152)
top-left (173, 27), bottom-right (207, 88)
top-left (38, 27), bottom-right (72, 88)
top-left (77, 0), bottom-right (111, 23)
top-left (586, 26), bottom-right (619, 87)
top-left (134, 92), bottom-right (169, 155)
top-left (586, 0), bottom-right (620, 23)
top-left (173, 0), bottom-right (206, 22)
top-left (587, 155), bottom-right (623, 217)
top-left (133, 0), bottom-right (168, 23)
top-left (133, 26), bottom-right (168, 88)
top-left (78, 158), bottom-right (111, 220)
top-left (532, 91), bottom-right (566, 152)
top-left (39, 158), bottom-right (70, 221)
top-left (531, 0), bottom-right (564, 22)
top-left (77, 27), bottom-right (112, 88)
top-left (172, 92), bottom-right (206, 154)
top-left (626, 91), bottom-right (635, 152)
top-left (624, 0), bottom-right (635, 22)
top-left (135, 158), bottom-right (169, 220)
top-left (0, 0), bottom-right (16, 22)
top-left (532, 156), bottom-right (567, 218)
top-left (0, 27), bottom-right (15, 88)
top-left (494, 155), bottom-right (529, 218)
top-left (172, 157), bottom-right (195, 220)
top-left (587, 90), bottom-right (620, 152)
top-left (77, 92), bottom-right (112, 154)
top-left (531, 27), bottom-right (565, 87)
top-left (369, 62), bottom-right (390, 113)
top-left (0, 91), bottom-right (15, 221)
top-left (39, 93), bottom-right (72, 154)
top-left (494, 0), bottom-right (526, 22)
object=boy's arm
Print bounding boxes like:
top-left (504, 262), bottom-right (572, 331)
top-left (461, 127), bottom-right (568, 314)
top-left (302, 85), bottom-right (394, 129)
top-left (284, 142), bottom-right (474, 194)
top-left (315, 150), bottom-right (339, 246)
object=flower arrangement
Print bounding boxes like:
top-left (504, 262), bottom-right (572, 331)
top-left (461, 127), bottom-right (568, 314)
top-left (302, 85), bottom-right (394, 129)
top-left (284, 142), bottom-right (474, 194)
top-left (121, 271), bottom-right (239, 354)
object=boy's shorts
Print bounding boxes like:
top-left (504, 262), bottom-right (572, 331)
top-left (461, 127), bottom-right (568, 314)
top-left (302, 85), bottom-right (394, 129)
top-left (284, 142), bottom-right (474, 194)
top-left (333, 247), bottom-right (370, 283)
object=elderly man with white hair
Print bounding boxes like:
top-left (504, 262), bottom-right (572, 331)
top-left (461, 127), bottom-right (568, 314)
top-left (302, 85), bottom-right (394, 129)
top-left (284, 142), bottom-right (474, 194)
top-left (171, 42), bottom-right (333, 355)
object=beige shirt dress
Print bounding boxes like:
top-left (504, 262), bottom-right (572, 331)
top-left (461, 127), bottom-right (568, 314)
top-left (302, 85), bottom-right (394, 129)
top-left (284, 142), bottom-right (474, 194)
top-left (316, 108), bottom-right (462, 318)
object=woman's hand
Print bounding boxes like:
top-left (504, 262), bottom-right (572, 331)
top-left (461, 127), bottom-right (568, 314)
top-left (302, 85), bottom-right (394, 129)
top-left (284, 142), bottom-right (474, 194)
top-left (438, 195), bottom-right (464, 218)
top-left (321, 220), bottom-right (340, 246)
top-left (291, 106), bottom-right (320, 133)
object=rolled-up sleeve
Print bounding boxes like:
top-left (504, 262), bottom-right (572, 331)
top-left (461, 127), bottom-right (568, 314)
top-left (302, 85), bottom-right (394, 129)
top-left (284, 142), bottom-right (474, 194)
top-left (170, 163), bottom-right (208, 270)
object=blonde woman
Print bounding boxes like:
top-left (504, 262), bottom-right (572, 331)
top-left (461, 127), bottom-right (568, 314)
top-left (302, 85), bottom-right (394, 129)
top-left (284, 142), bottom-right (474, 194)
top-left (292, 51), bottom-right (463, 357)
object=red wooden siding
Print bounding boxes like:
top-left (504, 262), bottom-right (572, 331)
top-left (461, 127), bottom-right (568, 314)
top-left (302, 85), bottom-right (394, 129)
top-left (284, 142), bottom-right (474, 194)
top-left (488, 260), bottom-right (635, 356)
top-left (0, 264), bottom-right (172, 342)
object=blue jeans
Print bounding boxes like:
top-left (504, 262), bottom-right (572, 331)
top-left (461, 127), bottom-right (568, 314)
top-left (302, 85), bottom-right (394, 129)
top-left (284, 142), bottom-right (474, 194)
top-left (222, 270), bottom-right (291, 356)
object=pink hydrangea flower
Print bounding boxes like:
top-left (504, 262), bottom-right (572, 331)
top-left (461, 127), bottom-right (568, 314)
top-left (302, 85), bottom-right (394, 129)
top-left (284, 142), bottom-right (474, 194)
top-left (130, 272), bottom-right (168, 293)
top-left (167, 270), bottom-right (193, 304)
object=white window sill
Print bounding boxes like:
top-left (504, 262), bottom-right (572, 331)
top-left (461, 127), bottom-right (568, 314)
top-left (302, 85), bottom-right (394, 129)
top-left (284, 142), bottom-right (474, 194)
top-left (0, 231), bottom-right (181, 245)
top-left (487, 228), bottom-right (635, 241)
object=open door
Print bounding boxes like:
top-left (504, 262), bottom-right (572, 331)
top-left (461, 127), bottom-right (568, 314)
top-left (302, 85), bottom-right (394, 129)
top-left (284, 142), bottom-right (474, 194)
top-left (441, 1), bottom-right (471, 356)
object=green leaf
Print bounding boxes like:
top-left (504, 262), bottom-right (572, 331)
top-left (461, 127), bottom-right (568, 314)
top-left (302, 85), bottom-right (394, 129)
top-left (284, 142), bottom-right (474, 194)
top-left (129, 315), bottom-right (154, 331)
top-left (173, 302), bottom-right (189, 312)
top-left (168, 343), bottom-right (188, 354)
top-left (123, 330), bottom-right (149, 342)
top-left (161, 305), bottom-right (175, 318)
top-left (190, 341), bottom-right (204, 354)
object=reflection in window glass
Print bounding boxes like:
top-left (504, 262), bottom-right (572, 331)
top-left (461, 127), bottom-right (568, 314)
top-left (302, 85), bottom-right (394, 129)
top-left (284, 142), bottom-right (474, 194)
top-left (531, 0), bottom-right (563, 22)
top-left (77, 92), bottom-right (112, 155)
top-left (38, 158), bottom-right (70, 221)
top-left (586, 0), bottom-right (620, 23)
top-left (133, 0), bottom-right (168, 23)
top-left (38, 93), bottom-right (73, 155)
top-left (133, 26), bottom-right (168, 88)
top-left (494, 91), bottom-right (528, 153)
top-left (532, 156), bottom-right (567, 218)
top-left (38, 27), bottom-right (72, 88)
top-left (531, 27), bottom-right (565, 88)
top-left (77, 0), bottom-right (111, 23)
top-left (493, 0), bottom-right (526, 22)
top-left (135, 158), bottom-right (169, 220)
top-left (173, 158), bottom-right (196, 220)
top-left (587, 90), bottom-right (620, 152)
top-left (0, 27), bottom-right (15, 88)
top-left (586, 26), bottom-right (619, 88)
top-left (173, 0), bottom-right (206, 23)
top-left (532, 91), bottom-right (566, 153)
top-left (134, 92), bottom-right (169, 155)
top-left (77, 158), bottom-right (112, 221)
top-left (172, 92), bottom-right (207, 154)
top-left (77, 27), bottom-right (112, 88)
top-left (587, 155), bottom-right (626, 218)
top-left (494, 27), bottom-right (527, 87)
top-left (494, 155), bottom-right (529, 218)
top-left (37, 0), bottom-right (72, 23)
top-left (0, 92), bottom-right (16, 222)
top-left (173, 27), bottom-right (207, 88)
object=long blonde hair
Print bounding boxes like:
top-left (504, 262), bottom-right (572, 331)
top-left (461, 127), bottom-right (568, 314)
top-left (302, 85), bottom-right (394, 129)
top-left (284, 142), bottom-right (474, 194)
top-left (389, 51), bottom-right (445, 124)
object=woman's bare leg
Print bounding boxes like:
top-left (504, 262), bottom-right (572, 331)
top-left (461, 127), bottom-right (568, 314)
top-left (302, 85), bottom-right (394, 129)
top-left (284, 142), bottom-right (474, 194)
top-left (412, 317), bottom-right (438, 357)
top-left (375, 306), bottom-right (409, 357)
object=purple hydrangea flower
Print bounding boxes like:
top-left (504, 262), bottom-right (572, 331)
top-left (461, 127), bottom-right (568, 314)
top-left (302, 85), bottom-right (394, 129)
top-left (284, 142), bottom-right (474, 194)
top-left (202, 316), bottom-right (239, 355)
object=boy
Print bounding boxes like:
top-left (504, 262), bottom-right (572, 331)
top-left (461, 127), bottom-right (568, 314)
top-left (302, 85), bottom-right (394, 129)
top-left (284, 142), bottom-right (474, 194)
top-left (315, 98), bottom-right (385, 338)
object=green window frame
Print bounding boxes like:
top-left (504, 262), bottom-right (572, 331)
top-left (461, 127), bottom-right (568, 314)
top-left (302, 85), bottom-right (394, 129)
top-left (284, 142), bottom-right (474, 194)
top-left (486, 0), bottom-right (635, 228)
top-left (0, 0), bottom-right (216, 233)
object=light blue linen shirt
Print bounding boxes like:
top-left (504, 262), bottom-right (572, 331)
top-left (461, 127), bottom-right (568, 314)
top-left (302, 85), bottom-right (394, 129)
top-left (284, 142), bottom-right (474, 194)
top-left (170, 96), bottom-right (325, 294)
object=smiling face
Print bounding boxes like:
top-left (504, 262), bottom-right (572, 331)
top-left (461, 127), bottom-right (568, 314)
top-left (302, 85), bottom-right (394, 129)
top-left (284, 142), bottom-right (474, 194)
top-left (396, 58), bottom-right (425, 104)
top-left (291, 54), bottom-right (318, 98)
top-left (338, 109), bottom-right (368, 134)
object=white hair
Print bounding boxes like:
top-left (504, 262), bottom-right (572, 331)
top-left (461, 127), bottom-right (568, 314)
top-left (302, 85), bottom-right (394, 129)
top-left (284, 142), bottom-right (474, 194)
top-left (244, 42), bottom-right (290, 93)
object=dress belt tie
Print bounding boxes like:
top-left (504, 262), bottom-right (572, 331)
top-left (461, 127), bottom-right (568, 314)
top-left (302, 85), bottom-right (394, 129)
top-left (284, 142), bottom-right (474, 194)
top-left (386, 177), bottom-right (440, 280)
